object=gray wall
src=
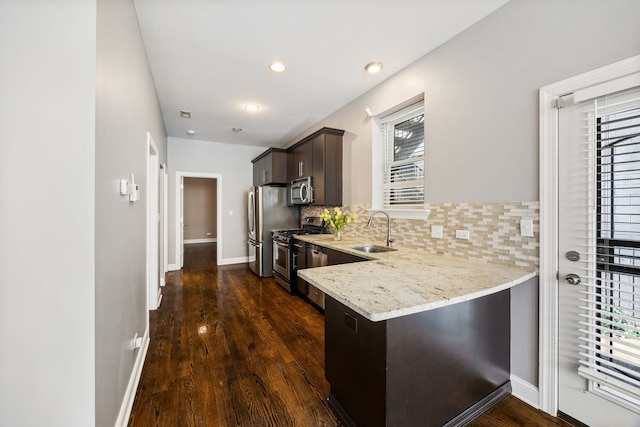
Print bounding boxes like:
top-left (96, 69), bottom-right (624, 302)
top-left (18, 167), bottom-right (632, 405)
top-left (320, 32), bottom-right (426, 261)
top-left (95, 0), bottom-right (167, 425)
top-left (168, 137), bottom-right (264, 264)
top-left (289, 0), bottom-right (640, 206)
top-left (0, 1), bottom-right (97, 425)
top-left (286, 0), bottom-right (640, 386)
top-left (0, 0), bottom-right (167, 426)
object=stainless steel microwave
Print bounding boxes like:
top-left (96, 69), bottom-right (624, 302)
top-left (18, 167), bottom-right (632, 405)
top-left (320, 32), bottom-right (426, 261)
top-left (290, 176), bottom-right (313, 205)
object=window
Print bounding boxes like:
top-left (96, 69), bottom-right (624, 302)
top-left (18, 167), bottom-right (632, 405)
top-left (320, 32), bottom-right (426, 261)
top-left (381, 103), bottom-right (425, 209)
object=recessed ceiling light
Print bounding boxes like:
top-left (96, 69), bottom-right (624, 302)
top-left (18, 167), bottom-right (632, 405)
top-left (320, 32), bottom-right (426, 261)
top-left (244, 103), bottom-right (260, 112)
top-left (365, 61), bottom-right (383, 73)
top-left (270, 62), bottom-right (286, 72)
top-left (179, 110), bottom-right (191, 118)
top-left (186, 130), bottom-right (196, 135)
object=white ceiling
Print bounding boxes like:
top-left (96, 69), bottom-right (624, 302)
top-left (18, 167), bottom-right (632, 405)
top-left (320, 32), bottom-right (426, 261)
top-left (133, 0), bottom-right (509, 148)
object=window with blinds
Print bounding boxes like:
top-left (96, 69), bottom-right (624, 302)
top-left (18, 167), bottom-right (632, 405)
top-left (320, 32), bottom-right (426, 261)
top-left (381, 104), bottom-right (425, 208)
top-left (576, 87), bottom-right (640, 406)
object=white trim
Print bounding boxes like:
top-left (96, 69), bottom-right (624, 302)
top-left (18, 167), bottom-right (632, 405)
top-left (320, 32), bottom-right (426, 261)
top-left (114, 327), bottom-right (150, 427)
top-left (538, 54), bottom-right (640, 417)
top-left (168, 263), bottom-right (179, 272)
top-left (147, 134), bottom-right (160, 311)
top-left (162, 167), bottom-right (169, 283)
top-left (511, 375), bottom-right (540, 409)
top-left (184, 238), bottom-right (217, 244)
top-left (175, 171), bottom-right (223, 267)
top-left (218, 256), bottom-right (248, 266)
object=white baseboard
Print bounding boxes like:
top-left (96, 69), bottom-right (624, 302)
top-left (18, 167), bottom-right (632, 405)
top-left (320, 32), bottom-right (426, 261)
top-left (218, 256), bottom-right (249, 266)
top-left (184, 238), bottom-right (217, 244)
top-left (510, 374), bottom-right (539, 409)
top-left (168, 263), bottom-right (180, 271)
top-left (115, 328), bottom-right (150, 427)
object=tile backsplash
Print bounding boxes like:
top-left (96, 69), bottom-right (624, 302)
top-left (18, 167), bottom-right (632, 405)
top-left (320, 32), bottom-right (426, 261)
top-left (302, 202), bottom-right (539, 271)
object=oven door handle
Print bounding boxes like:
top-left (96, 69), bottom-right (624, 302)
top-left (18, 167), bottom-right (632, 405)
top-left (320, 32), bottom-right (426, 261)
top-left (274, 241), bottom-right (289, 249)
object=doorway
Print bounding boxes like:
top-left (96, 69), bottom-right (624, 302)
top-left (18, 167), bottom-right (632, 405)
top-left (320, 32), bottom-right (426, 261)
top-left (183, 177), bottom-right (218, 245)
top-left (540, 55), bottom-right (640, 425)
top-left (175, 172), bottom-right (223, 268)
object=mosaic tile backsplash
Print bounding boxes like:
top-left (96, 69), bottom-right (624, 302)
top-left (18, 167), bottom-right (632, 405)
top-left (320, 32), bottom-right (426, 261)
top-left (302, 202), bottom-right (539, 271)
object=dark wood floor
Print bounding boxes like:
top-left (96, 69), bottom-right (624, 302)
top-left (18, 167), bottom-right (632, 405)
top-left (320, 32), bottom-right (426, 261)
top-left (129, 243), bottom-right (574, 427)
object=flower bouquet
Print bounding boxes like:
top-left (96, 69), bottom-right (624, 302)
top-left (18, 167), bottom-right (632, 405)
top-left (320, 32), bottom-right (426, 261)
top-left (320, 207), bottom-right (357, 241)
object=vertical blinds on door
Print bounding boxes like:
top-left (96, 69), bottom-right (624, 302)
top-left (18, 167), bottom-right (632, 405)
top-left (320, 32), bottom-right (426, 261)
top-left (571, 86), bottom-right (640, 406)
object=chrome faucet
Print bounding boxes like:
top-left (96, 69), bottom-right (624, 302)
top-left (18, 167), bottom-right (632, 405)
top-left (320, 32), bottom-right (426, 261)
top-left (367, 210), bottom-right (394, 247)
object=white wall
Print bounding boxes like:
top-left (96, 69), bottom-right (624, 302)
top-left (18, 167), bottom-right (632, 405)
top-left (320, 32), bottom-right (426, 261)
top-left (284, 0), bottom-right (640, 388)
top-left (95, 0), bottom-right (167, 425)
top-left (168, 138), bottom-right (264, 264)
top-left (289, 0), bottom-right (640, 206)
top-left (0, 1), bottom-right (167, 425)
top-left (0, 1), bottom-right (97, 425)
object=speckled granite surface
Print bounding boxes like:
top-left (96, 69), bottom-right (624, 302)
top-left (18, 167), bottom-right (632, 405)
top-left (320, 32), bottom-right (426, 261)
top-left (295, 235), bottom-right (536, 322)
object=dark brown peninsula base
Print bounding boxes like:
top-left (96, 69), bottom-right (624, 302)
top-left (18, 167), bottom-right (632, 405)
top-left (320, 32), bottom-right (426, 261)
top-left (325, 289), bottom-right (511, 427)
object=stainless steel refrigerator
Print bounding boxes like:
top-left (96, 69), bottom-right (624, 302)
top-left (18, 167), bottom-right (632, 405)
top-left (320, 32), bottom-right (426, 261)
top-left (247, 186), bottom-right (298, 277)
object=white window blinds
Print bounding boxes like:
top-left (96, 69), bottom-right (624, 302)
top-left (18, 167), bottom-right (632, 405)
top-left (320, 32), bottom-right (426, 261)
top-left (381, 104), bottom-right (425, 208)
top-left (572, 86), bottom-right (640, 406)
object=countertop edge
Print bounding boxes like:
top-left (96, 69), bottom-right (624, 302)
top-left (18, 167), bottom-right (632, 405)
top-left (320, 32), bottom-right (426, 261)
top-left (301, 270), bottom-right (536, 322)
top-left (294, 236), bottom-right (537, 322)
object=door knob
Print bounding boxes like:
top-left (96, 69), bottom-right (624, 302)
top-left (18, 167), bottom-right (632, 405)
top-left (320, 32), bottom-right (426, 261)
top-left (565, 273), bottom-right (581, 285)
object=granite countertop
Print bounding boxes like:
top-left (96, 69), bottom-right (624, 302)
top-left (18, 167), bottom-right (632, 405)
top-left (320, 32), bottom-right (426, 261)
top-left (295, 235), bottom-right (536, 322)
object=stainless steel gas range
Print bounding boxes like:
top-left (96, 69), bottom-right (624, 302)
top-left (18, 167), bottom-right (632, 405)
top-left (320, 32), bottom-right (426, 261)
top-left (272, 217), bottom-right (327, 293)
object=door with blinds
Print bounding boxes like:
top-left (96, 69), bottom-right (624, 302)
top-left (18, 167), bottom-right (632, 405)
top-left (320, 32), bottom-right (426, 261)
top-left (558, 85), bottom-right (640, 426)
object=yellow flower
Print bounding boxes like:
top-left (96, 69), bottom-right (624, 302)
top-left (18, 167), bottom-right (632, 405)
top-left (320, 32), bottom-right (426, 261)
top-left (321, 207), bottom-right (357, 233)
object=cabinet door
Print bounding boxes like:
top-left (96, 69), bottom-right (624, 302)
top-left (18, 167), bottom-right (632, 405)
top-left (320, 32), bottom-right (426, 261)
top-left (312, 135), bottom-right (326, 204)
top-left (269, 151), bottom-right (287, 184)
top-left (256, 152), bottom-right (288, 185)
top-left (288, 142), bottom-right (313, 181)
top-left (252, 160), bottom-right (260, 186)
top-left (325, 296), bottom-right (387, 427)
top-left (259, 156), bottom-right (269, 185)
top-left (326, 247), bottom-right (366, 265)
top-left (310, 132), bottom-right (343, 206)
top-left (298, 141), bottom-right (313, 178)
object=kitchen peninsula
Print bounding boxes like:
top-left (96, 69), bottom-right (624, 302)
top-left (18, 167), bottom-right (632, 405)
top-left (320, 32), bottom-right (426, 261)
top-left (296, 235), bottom-right (536, 427)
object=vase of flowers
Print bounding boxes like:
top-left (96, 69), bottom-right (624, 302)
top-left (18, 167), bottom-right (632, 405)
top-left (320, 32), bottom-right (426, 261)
top-left (320, 207), bottom-right (357, 241)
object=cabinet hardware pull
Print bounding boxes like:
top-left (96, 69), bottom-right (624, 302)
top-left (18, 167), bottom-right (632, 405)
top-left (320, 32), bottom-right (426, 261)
top-left (344, 312), bottom-right (358, 332)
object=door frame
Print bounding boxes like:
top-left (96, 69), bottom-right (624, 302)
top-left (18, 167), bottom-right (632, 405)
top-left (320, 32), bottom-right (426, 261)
top-left (175, 171), bottom-right (222, 267)
top-left (147, 133), bottom-right (161, 311)
top-left (538, 55), bottom-right (640, 416)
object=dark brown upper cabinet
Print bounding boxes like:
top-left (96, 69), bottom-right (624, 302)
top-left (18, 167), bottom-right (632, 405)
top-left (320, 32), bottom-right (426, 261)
top-left (287, 139), bottom-right (313, 181)
top-left (286, 127), bottom-right (344, 206)
top-left (251, 148), bottom-right (288, 186)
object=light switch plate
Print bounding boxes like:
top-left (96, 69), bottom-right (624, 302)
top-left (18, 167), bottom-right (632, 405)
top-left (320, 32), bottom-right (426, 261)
top-left (431, 225), bottom-right (443, 239)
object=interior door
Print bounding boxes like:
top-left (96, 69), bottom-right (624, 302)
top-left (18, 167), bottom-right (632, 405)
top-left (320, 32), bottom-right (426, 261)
top-left (558, 88), bottom-right (640, 426)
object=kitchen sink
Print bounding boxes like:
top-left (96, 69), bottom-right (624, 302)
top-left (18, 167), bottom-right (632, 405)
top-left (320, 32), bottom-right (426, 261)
top-left (350, 244), bottom-right (397, 253)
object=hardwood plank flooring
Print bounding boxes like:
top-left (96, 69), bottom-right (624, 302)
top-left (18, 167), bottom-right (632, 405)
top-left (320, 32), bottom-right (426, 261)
top-left (129, 243), bottom-right (574, 427)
